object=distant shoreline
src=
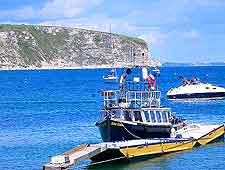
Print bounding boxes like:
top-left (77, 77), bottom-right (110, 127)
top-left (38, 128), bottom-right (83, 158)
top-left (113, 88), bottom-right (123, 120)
top-left (1, 64), bottom-right (225, 71)
top-left (162, 62), bottom-right (225, 67)
top-left (161, 65), bottom-right (225, 67)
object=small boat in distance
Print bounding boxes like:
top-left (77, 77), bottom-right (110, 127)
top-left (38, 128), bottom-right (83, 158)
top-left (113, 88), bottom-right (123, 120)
top-left (103, 25), bottom-right (118, 81)
top-left (103, 68), bottom-right (118, 80)
top-left (167, 77), bottom-right (225, 100)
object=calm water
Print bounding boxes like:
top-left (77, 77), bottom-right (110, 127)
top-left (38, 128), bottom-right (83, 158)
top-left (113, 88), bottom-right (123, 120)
top-left (0, 66), bottom-right (225, 170)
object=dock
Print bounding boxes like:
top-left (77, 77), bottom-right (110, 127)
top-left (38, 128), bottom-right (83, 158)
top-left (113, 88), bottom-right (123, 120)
top-left (43, 138), bottom-right (195, 170)
top-left (43, 124), bottom-right (224, 170)
top-left (43, 144), bottom-right (107, 170)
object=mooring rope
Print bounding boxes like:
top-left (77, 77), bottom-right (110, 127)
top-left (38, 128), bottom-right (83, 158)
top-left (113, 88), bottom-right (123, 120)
top-left (68, 156), bottom-right (127, 170)
top-left (88, 156), bottom-right (127, 166)
top-left (122, 124), bottom-right (141, 139)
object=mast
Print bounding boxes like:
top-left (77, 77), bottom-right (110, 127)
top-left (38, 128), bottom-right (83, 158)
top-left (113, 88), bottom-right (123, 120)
top-left (110, 24), bottom-right (114, 68)
top-left (110, 24), bottom-right (117, 78)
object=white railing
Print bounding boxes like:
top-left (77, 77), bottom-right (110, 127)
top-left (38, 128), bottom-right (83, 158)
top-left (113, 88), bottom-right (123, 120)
top-left (126, 90), bottom-right (160, 108)
top-left (102, 90), bottom-right (161, 108)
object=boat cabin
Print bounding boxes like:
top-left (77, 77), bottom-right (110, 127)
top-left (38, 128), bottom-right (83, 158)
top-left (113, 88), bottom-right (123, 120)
top-left (101, 108), bottom-right (173, 125)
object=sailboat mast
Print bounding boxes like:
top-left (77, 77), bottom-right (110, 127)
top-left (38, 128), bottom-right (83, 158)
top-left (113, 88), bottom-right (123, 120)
top-left (110, 24), bottom-right (117, 78)
top-left (110, 24), bottom-right (115, 68)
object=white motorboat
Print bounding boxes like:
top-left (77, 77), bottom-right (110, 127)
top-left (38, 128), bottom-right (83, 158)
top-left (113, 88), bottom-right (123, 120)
top-left (103, 68), bottom-right (118, 80)
top-left (167, 78), bottom-right (225, 100)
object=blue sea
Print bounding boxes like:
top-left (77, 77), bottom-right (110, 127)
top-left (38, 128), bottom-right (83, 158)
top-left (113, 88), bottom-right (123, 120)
top-left (0, 66), bottom-right (225, 170)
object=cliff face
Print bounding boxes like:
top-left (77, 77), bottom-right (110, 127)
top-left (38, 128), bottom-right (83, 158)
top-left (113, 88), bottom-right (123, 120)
top-left (0, 24), bottom-right (149, 70)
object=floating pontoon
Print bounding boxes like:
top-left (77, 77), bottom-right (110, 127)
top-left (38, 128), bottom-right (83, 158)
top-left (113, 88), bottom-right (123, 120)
top-left (43, 123), bottom-right (224, 170)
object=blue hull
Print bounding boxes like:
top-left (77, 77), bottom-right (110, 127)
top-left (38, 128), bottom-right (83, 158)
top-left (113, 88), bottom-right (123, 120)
top-left (96, 119), bottom-right (171, 142)
top-left (167, 92), bottom-right (225, 100)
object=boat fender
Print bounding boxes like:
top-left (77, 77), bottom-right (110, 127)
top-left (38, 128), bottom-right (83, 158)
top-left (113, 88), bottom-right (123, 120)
top-left (175, 134), bottom-right (182, 139)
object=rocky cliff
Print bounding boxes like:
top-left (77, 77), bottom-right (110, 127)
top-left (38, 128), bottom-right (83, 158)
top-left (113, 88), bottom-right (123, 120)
top-left (0, 24), bottom-right (149, 70)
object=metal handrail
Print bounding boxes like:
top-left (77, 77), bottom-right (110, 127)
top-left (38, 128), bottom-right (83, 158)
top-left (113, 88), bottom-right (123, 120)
top-left (102, 90), bottom-right (161, 108)
top-left (126, 90), bottom-right (160, 108)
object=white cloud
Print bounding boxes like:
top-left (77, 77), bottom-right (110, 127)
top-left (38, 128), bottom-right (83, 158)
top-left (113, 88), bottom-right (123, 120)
top-left (0, 0), bottom-right (104, 20)
top-left (40, 15), bottom-right (159, 36)
top-left (40, 0), bottom-right (103, 19)
top-left (139, 31), bottom-right (168, 45)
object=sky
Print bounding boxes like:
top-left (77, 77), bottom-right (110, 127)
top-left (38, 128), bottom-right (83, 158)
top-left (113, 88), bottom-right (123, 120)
top-left (0, 0), bottom-right (225, 63)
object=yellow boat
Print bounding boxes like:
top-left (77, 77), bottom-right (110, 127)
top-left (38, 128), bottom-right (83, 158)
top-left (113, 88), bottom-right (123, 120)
top-left (119, 138), bottom-right (196, 159)
top-left (90, 138), bottom-right (196, 162)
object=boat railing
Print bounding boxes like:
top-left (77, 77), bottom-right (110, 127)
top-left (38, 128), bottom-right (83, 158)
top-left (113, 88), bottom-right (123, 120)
top-left (126, 90), bottom-right (161, 108)
top-left (102, 90), bottom-right (121, 108)
top-left (124, 81), bottom-right (149, 91)
top-left (102, 90), bottom-right (161, 108)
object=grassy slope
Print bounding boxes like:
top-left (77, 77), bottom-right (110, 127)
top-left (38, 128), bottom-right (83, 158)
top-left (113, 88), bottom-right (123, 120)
top-left (0, 24), bottom-right (147, 67)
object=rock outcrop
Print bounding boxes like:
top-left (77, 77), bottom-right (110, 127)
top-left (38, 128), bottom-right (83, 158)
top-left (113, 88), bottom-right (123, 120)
top-left (0, 24), bottom-right (150, 70)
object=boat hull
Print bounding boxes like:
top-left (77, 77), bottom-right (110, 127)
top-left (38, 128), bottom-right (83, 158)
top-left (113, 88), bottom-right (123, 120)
top-left (96, 119), bottom-right (171, 142)
top-left (167, 92), bottom-right (225, 100)
top-left (119, 139), bottom-right (196, 159)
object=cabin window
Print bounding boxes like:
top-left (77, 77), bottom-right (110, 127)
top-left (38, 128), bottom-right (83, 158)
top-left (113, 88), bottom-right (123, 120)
top-left (150, 111), bottom-right (156, 123)
top-left (162, 111), bottom-right (168, 122)
top-left (112, 110), bottom-right (121, 119)
top-left (134, 111), bottom-right (143, 122)
top-left (156, 111), bottom-right (162, 123)
top-left (167, 112), bottom-right (171, 120)
top-left (111, 110), bottom-right (116, 118)
top-left (123, 111), bottom-right (132, 121)
top-left (144, 111), bottom-right (150, 122)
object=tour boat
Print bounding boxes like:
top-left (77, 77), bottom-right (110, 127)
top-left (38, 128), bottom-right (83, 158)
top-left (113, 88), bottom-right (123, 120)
top-left (167, 77), bottom-right (225, 100)
top-left (96, 68), bottom-right (185, 142)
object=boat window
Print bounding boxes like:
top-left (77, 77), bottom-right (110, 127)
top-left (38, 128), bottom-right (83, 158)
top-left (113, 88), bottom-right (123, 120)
top-left (168, 112), bottom-right (176, 123)
top-left (123, 111), bottom-right (132, 121)
top-left (111, 110), bottom-right (116, 118)
top-left (134, 111), bottom-right (143, 122)
top-left (156, 111), bottom-right (162, 123)
top-left (112, 110), bottom-right (121, 118)
top-left (167, 112), bottom-right (171, 120)
top-left (144, 111), bottom-right (150, 122)
top-left (150, 111), bottom-right (156, 123)
top-left (162, 111), bottom-right (168, 122)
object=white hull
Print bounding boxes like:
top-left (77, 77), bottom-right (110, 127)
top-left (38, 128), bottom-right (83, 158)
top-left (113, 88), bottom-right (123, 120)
top-left (167, 83), bottom-right (225, 101)
top-left (103, 76), bottom-right (118, 80)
